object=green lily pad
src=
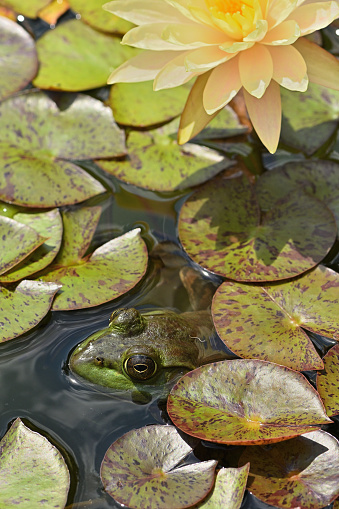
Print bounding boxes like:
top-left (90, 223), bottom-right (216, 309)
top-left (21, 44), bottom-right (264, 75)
top-left (0, 17), bottom-right (38, 102)
top-left (69, 0), bottom-right (134, 33)
top-left (0, 90), bottom-right (127, 207)
top-left (317, 344), bottom-right (339, 417)
top-left (0, 216), bottom-right (46, 276)
top-left (40, 228), bottom-right (148, 310)
top-left (178, 175), bottom-right (336, 282)
top-left (195, 465), bottom-right (249, 509)
top-left (109, 81), bottom-right (191, 127)
top-left (212, 265), bottom-right (339, 371)
top-left (0, 418), bottom-right (69, 508)
top-left (0, 0), bottom-right (50, 17)
top-left (96, 120), bottom-right (233, 192)
top-left (238, 430), bottom-right (339, 509)
top-left (167, 360), bottom-right (331, 445)
top-left (0, 280), bottom-right (61, 342)
top-left (100, 425), bottom-right (217, 509)
top-left (0, 209), bottom-right (63, 283)
top-left (256, 160), bottom-right (339, 230)
top-left (33, 18), bottom-right (136, 91)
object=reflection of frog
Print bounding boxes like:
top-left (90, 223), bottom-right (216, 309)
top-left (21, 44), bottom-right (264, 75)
top-left (69, 245), bottom-right (231, 402)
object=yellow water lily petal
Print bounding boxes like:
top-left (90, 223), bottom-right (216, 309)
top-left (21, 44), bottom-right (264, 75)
top-left (244, 20), bottom-right (268, 42)
top-left (244, 80), bottom-right (281, 153)
top-left (203, 56), bottom-right (241, 113)
top-left (262, 19), bottom-right (301, 45)
top-left (184, 46), bottom-right (232, 71)
top-left (103, 0), bottom-right (189, 25)
top-left (286, 1), bottom-right (339, 35)
top-left (220, 41), bottom-right (254, 53)
top-left (269, 45), bottom-right (308, 91)
top-left (162, 22), bottom-right (227, 46)
top-left (239, 44), bottom-right (273, 98)
top-left (266, 0), bottom-right (298, 29)
top-left (154, 51), bottom-right (199, 89)
top-left (294, 37), bottom-right (339, 90)
top-left (122, 23), bottom-right (183, 50)
top-left (165, 0), bottom-right (207, 22)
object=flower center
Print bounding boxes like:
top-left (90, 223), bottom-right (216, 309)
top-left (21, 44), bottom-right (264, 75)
top-left (204, 0), bottom-right (262, 38)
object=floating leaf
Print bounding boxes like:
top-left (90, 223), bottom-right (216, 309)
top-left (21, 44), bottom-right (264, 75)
top-left (40, 228), bottom-right (148, 310)
top-left (0, 280), bottom-right (61, 342)
top-left (0, 17), bottom-right (38, 102)
top-left (178, 175), bottom-right (336, 282)
top-left (109, 82), bottom-right (191, 127)
top-left (195, 465), bottom-right (249, 509)
top-left (167, 360), bottom-right (331, 445)
top-left (100, 425), bottom-right (217, 509)
top-left (69, 0), bottom-right (134, 33)
top-left (239, 430), bottom-right (339, 509)
top-left (0, 418), bottom-right (69, 508)
top-left (0, 209), bottom-right (63, 283)
top-left (212, 265), bottom-right (339, 371)
top-left (33, 19), bottom-right (136, 91)
top-left (317, 344), bottom-right (339, 416)
top-left (0, 91), bottom-right (127, 207)
top-left (0, 0), bottom-right (50, 17)
top-left (97, 120), bottom-right (233, 192)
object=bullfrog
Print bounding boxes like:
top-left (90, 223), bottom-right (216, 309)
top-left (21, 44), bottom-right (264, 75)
top-left (69, 246), bottom-right (231, 402)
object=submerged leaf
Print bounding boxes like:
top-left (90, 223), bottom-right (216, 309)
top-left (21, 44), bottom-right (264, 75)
top-left (167, 360), bottom-right (331, 445)
top-left (0, 418), bottom-right (69, 508)
top-left (317, 344), bottom-right (339, 416)
top-left (100, 425), bottom-right (216, 509)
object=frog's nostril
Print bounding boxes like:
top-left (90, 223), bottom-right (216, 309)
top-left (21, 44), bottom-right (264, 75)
top-left (95, 356), bottom-right (105, 366)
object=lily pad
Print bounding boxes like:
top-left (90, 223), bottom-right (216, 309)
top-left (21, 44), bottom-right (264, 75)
top-left (96, 120), bottom-right (233, 192)
top-left (0, 418), bottom-right (69, 508)
top-left (0, 209), bottom-right (63, 283)
top-left (317, 343), bottom-right (339, 416)
top-left (109, 81), bottom-right (191, 127)
top-left (0, 280), bottom-right (61, 342)
top-left (178, 175), bottom-right (336, 281)
top-left (167, 360), bottom-right (331, 445)
top-left (40, 228), bottom-right (148, 310)
top-left (256, 160), bottom-right (339, 230)
top-left (0, 17), bottom-right (38, 102)
top-left (33, 18), bottom-right (136, 91)
top-left (195, 465), bottom-right (249, 509)
top-left (0, 0), bottom-right (50, 17)
top-left (212, 265), bottom-right (339, 371)
top-left (238, 430), bottom-right (339, 509)
top-left (69, 0), bottom-right (134, 33)
top-left (100, 425), bottom-right (217, 509)
top-left (0, 90), bottom-right (127, 207)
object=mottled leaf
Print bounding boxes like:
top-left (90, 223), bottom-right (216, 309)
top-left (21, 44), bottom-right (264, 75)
top-left (317, 344), bottom-right (339, 416)
top-left (0, 17), bottom-right (38, 102)
top-left (69, 0), bottom-right (134, 33)
top-left (0, 0), bottom-right (50, 17)
top-left (33, 18), bottom-right (136, 91)
top-left (0, 209), bottom-right (63, 283)
top-left (212, 265), bottom-right (339, 371)
top-left (0, 418), bottom-right (69, 508)
top-left (167, 360), bottom-right (331, 445)
top-left (0, 280), bottom-right (61, 342)
top-left (100, 425), bottom-right (217, 509)
top-left (178, 175), bottom-right (336, 282)
top-left (239, 430), bottom-right (339, 509)
top-left (97, 120), bottom-right (233, 192)
top-left (40, 228), bottom-right (148, 310)
top-left (194, 465), bottom-right (249, 509)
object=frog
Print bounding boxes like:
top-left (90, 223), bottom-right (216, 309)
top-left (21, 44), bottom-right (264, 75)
top-left (69, 245), bottom-right (231, 403)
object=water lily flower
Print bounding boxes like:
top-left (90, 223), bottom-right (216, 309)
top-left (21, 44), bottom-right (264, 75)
top-left (105, 0), bottom-right (339, 153)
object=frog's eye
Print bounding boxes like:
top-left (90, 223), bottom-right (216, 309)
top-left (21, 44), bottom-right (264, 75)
top-left (124, 355), bottom-right (157, 381)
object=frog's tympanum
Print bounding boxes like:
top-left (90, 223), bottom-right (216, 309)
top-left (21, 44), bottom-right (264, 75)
top-left (69, 257), bottom-right (230, 402)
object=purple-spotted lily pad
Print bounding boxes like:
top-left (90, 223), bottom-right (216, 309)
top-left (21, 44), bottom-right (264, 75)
top-left (178, 175), bottom-right (336, 282)
top-left (239, 430), bottom-right (339, 509)
top-left (69, 0), bottom-right (134, 33)
top-left (195, 465), bottom-right (249, 508)
top-left (212, 265), bottom-right (339, 371)
top-left (0, 280), bottom-right (61, 342)
top-left (0, 418), bottom-right (69, 508)
top-left (40, 228), bottom-right (148, 310)
top-left (0, 209), bottom-right (62, 283)
top-left (96, 120), bottom-right (233, 192)
top-left (317, 344), bottom-right (339, 416)
top-left (0, 90), bottom-right (127, 207)
top-left (0, 0), bottom-right (50, 17)
top-left (0, 17), bottom-right (38, 102)
top-left (33, 18), bottom-right (136, 91)
top-left (167, 360), bottom-right (331, 445)
top-left (100, 425), bottom-right (217, 509)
